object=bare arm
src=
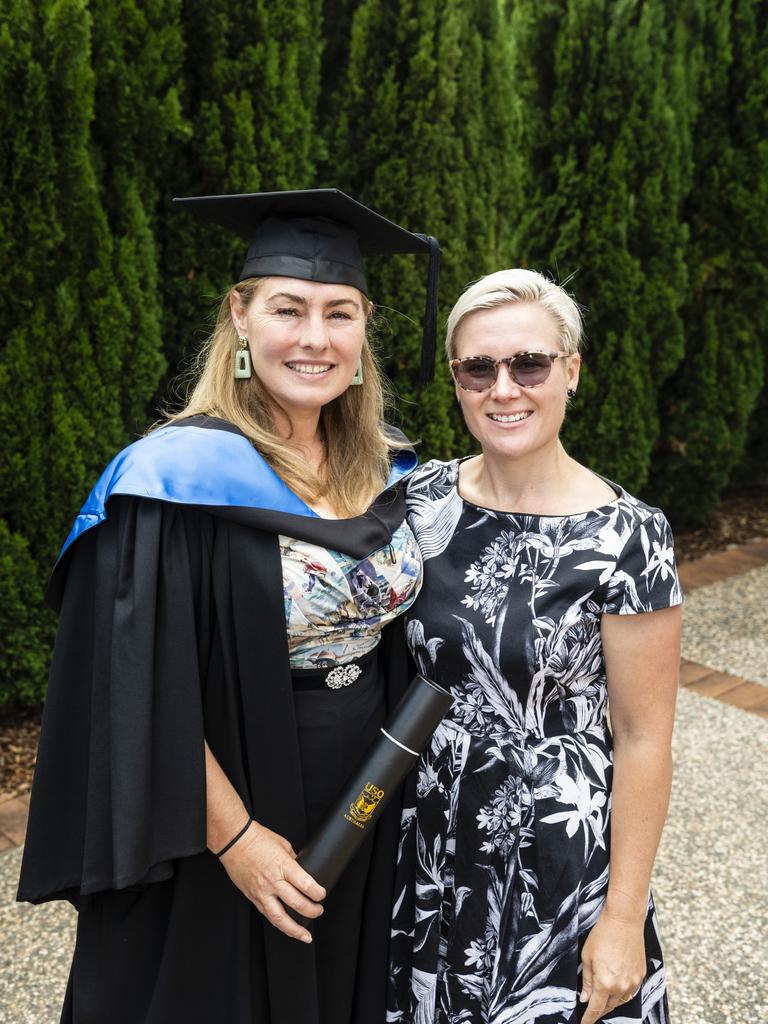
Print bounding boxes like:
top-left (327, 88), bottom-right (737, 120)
top-left (580, 604), bottom-right (681, 1024)
top-left (205, 741), bottom-right (326, 943)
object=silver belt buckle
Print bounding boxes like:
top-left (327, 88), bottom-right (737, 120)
top-left (325, 663), bottom-right (362, 689)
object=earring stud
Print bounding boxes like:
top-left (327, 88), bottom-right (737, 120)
top-left (567, 388), bottom-right (576, 399)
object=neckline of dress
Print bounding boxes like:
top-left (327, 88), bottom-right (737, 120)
top-left (451, 457), bottom-right (623, 520)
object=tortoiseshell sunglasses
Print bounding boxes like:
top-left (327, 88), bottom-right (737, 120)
top-left (450, 352), bottom-right (570, 391)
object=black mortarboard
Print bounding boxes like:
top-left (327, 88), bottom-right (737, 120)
top-left (173, 188), bottom-right (441, 383)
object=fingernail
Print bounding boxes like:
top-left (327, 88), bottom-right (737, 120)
top-left (579, 991), bottom-right (588, 1003)
top-left (302, 933), bottom-right (312, 943)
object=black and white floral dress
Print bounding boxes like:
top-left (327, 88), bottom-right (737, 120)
top-left (388, 459), bottom-right (683, 1024)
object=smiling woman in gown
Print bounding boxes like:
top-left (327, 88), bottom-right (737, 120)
top-left (18, 189), bottom-right (441, 1024)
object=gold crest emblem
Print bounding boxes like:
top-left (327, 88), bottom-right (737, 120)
top-left (345, 781), bottom-right (385, 829)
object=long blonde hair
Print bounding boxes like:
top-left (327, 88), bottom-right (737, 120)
top-left (162, 278), bottom-right (401, 517)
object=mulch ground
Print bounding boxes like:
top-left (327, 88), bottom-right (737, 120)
top-left (2, 490), bottom-right (766, 801)
top-left (672, 490), bottom-right (768, 562)
top-left (0, 710), bottom-right (41, 802)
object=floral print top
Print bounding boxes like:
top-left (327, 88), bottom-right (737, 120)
top-left (280, 521), bottom-right (422, 670)
top-left (387, 459), bottom-right (683, 1024)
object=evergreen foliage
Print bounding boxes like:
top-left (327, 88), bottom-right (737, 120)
top-left (649, 0), bottom-right (768, 524)
top-left (508, 0), bottom-right (689, 494)
top-left (734, 391), bottom-right (768, 487)
top-left (0, 524), bottom-right (49, 711)
top-left (318, 0), bottom-right (521, 456)
top-left (0, 0), bottom-right (166, 709)
top-left (88, 0), bottom-right (187, 430)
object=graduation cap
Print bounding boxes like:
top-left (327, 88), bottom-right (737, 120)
top-left (173, 188), bottom-right (441, 384)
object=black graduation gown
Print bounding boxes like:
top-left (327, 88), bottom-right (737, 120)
top-left (18, 449), bottom-right (414, 1023)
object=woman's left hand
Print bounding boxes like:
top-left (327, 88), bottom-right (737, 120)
top-left (579, 910), bottom-right (646, 1024)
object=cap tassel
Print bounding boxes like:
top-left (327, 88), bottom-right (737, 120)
top-left (417, 234), bottom-right (441, 385)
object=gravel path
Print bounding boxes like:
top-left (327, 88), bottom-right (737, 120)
top-left (681, 565), bottom-right (768, 686)
top-left (654, 687), bottom-right (768, 1024)
top-left (0, 848), bottom-right (74, 1023)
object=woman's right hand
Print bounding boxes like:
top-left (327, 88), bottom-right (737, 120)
top-left (220, 820), bottom-right (326, 942)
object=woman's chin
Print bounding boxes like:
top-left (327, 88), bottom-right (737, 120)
top-left (265, 378), bottom-right (352, 417)
top-left (475, 424), bottom-right (540, 459)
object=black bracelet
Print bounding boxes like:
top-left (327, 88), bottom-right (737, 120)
top-left (215, 816), bottom-right (253, 858)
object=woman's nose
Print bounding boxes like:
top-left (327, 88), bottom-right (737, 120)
top-left (490, 362), bottom-right (523, 399)
top-left (299, 311), bottom-right (329, 349)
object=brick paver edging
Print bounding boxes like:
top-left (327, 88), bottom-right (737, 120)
top-left (1, 539), bottom-right (766, 851)
top-left (677, 538), bottom-right (768, 593)
top-left (677, 537), bottom-right (768, 720)
top-left (0, 794), bottom-right (28, 852)
top-left (679, 659), bottom-right (768, 718)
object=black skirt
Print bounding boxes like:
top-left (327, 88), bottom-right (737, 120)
top-left (60, 653), bottom-right (388, 1024)
top-left (292, 651), bottom-right (387, 1022)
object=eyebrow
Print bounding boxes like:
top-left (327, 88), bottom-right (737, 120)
top-left (266, 291), bottom-right (361, 311)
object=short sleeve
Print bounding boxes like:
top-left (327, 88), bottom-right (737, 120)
top-left (601, 510), bottom-right (683, 615)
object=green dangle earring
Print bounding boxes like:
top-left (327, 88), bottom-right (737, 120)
top-left (235, 336), bottom-right (252, 379)
top-left (350, 360), bottom-right (363, 385)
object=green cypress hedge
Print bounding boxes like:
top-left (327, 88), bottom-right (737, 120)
top-left (648, 0), bottom-right (768, 525)
top-left (0, 0), bottom-right (166, 710)
top-left (89, 0), bottom-right (187, 431)
top-left (0, 0), bottom-right (765, 710)
top-left (506, 0), bottom-right (690, 495)
top-left (318, 0), bottom-right (521, 457)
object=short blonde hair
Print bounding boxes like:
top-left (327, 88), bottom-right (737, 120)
top-left (445, 269), bottom-right (583, 359)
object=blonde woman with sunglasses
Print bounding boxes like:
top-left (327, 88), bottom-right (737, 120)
top-left (388, 269), bottom-right (682, 1024)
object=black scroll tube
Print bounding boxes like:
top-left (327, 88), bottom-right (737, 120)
top-left (295, 674), bottom-right (453, 899)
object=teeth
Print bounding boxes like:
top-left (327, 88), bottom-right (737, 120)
top-left (287, 363), bottom-right (332, 375)
top-left (489, 411), bottom-right (532, 423)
